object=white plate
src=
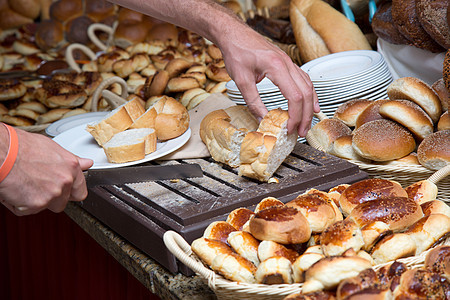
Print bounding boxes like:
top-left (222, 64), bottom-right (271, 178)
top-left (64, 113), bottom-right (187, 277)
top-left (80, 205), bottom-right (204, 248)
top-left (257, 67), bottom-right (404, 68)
top-left (226, 77), bottom-right (280, 93)
top-left (301, 50), bottom-right (384, 82)
top-left (45, 112), bottom-right (109, 137)
top-left (53, 124), bottom-right (191, 169)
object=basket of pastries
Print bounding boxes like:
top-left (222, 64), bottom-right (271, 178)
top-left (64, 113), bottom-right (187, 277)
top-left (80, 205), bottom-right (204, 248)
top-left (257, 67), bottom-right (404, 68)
top-left (164, 172), bottom-right (450, 299)
top-left (305, 54), bottom-right (450, 202)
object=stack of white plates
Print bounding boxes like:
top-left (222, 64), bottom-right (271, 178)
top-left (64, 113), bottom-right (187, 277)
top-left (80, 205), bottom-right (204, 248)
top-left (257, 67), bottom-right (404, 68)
top-left (301, 50), bottom-right (393, 117)
top-left (225, 77), bottom-right (288, 111)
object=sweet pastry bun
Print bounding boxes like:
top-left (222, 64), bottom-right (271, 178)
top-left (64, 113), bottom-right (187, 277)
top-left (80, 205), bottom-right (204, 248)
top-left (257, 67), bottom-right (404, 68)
top-left (404, 179), bottom-right (438, 204)
top-left (292, 252), bottom-right (324, 283)
top-left (255, 256), bottom-right (294, 284)
top-left (421, 200), bottom-right (450, 218)
top-left (336, 268), bottom-right (379, 300)
top-left (392, 269), bottom-right (449, 299)
top-left (211, 252), bottom-right (257, 283)
top-left (257, 240), bottom-right (300, 264)
top-left (387, 77), bottom-right (442, 123)
top-left (191, 237), bottom-right (234, 267)
top-left (35, 108), bottom-right (71, 124)
top-left (227, 231), bottom-right (260, 267)
top-left (226, 207), bottom-right (255, 231)
top-left (254, 197), bottom-right (284, 213)
top-left (203, 220), bottom-right (236, 245)
top-left (333, 98), bottom-right (373, 127)
top-left (417, 130), bottom-right (450, 170)
top-left (371, 233), bottom-right (417, 265)
top-left (320, 219), bottom-right (364, 257)
top-left (249, 206), bottom-right (311, 244)
top-left (339, 178), bottom-right (407, 217)
top-left (352, 119), bottom-right (416, 162)
top-left (424, 245), bottom-right (450, 280)
top-left (359, 221), bottom-right (392, 252)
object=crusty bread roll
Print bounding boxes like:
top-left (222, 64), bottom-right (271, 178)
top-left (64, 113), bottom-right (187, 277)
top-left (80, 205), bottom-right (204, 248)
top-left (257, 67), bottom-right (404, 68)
top-left (328, 135), bottom-right (365, 161)
top-left (417, 130), bottom-right (450, 170)
top-left (284, 291), bottom-right (336, 300)
top-left (129, 106), bottom-right (157, 130)
top-left (421, 200), bottom-right (450, 218)
top-left (438, 111), bottom-right (450, 131)
top-left (352, 119), bottom-right (416, 162)
top-left (416, 0), bottom-right (450, 49)
top-left (203, 221), bottom-right (236, 245)
top-left (304, 189), bottom-right (343, 221)
top-left (102, 128), bottom-right (157, 163)
top-left (150, 96), bottom-right (189, 140)
top-left (310, 118), bottom-right (352, 152)
top-left (404, 179), bottom-right (438, 204)
top-left (424, 245), bottom-right (450, 280)
top-left (392, 268), bottom-right (448, 299)
top-left (387, 77), bottom-right (442, 123)
top-left (255, 256), bottom-right (294, 284)
top-left (432, 78), bottom-right (449, 113)
top-left (339, 178), bottom-right (407, 217)
top-left (302, 255), bottom-right (372, 294)
top-left (327, 183), bottom-right (350, 207)
top-left (355, 99), bottom-right (389, 129)
top-left (249, 206), bottom-right (311, 244)
top-left (226, 207), bottom-right (255, 231)
top-left (114, 20), bottom-right (149, 49)
top-left (404, 213), bottom-right (450, 255)
top-left (227, 231), bottom-right (260, 267)
top-left (292, 252), bottom-right (324, 283)
top-left (333, 99), bottom-right (373, 127)
top-left (191, 237), bottom-right (234, 267)
top-left (359, 221), bottom-right (391, 252)
top-left (286, 192), bottom-right (339, 233)
top-left (319, 219), bottom-right (364, 257)
top-left (371, 233), bottom-right (417, 265)
top-left (35, 108), bottom-right (71, 125)
top-left (370, 1), bottom-right (410, 45)
top-left (348, 197), bottom-right (424, 232)
top-left (257, 240), bottom-right (300, 264)
top-left (211, 252), bottom-right (257, 283)
top-left (379, 100), bottom-right (434, 141)
top-left (336, 268), bottom-right (379, 300)
top-left (289, 0), bottom-right (371, 63)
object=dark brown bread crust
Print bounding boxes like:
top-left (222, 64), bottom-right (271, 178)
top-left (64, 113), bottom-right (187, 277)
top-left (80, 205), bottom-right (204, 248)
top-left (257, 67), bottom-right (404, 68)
top-left (391, 0), bottom-right (445, 53)
top-left (371, 1), bottom-right (410, 45)
top-left (416, 0), bottom-right (450, 49)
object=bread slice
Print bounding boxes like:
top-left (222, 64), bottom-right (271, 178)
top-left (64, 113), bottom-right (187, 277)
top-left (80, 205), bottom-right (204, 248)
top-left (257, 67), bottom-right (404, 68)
top-left (239, 109), bottom-right (298, 181)
top-left (102, 128), bottom-right (157, 163)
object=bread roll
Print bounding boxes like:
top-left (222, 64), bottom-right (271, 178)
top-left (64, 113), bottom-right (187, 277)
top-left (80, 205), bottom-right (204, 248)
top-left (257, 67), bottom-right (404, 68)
top-left (376, 260), bottom-right (408, 291)
top-left (191, 237), bottom-right (234, 267)
top-left (327, 183), bottom-right (349, 207)
top-left (355, 99), bottom-right (389, 129)
top-left (379, 152), bottom-right (420, 166)
top-left (203, 221), bottom-right (236, 245)
top-left (151, 96), bottom-right (189, 140)
top-left (424, 245), bottom-right (450, 280)
top-left (35, 108), bottom-right (71, 125)
top-left (404, 214), bottom-right (450, 255)
top-left (379, 99), bottom-right (433, 141)
top-left (255, 256), bottom-right (294, 284)
top-left (226, 207), bottom-right (255, 231)
top-left (328, 135), bottom-right (365, 161)
top-left (292, 252), bottom-right (324, 283)
top-left (339, 178), bottom-right (407, 217)
top-left (114, 20), bottom-right (149, 49)
top-left (0, 7), bottom-right (33, 30)
top-left (421, 200), bottom-right (450, 218)
top-left (359, 221), bottom-right (392, 252)
top-left (352, 119), bottom-right (416, 162)
top-left (404, 180), bottom-right (438, 204)
top-left (286, 192), bottom-right (339, 233)
top-left (387, 77), bottom-right (442, 123)
top-left (254, 197), bottom-right (285, 213)
top-left (348, 197), bottom-right (424, 232)
top-left (432, 78), bottom-right (448, 112)
top-left (371, 233), bottom-right (417, 265)
top-left (416, 0), bottom-right (450, 49)
top-left (102, 128), bottom-right (157, 163)
top-left (35, 79), bottom-right (87, 109)
top-left (304, 189), bottom-right (343, 221)
top-left (257, 240), bottom-right (300, 264)
top-left (310, 118), bottom-right (352, 152)
top-left (392, 269), bottom-right (449, 299)
top-left (284, 291), bottom-right (336, 300)
top-left (370, 1), bottom-right (410, 45)
top-left (289, 0), bottom-right (371, 63)
top-left (319, 219), bottom-right (364, 257)
top-left (249, 206), bottom-right (311, 244)
top-left (49, 0), bottom-right (83, 23)
top-left (302, 255), bottom-right (372, 294)
top-left (417, 130), bottom-right (450, 170)
top-left (438, 111), bottom-right (450, 131)
top-left (333, 99), bottom-right (373, 127)
top-left (0, 114), bottom-right (34, 127)
top-left (444, 49), bottom-right (450, 93)
top-left (211, 252), bottom-right (257, 283)
top-left (227, 231), bottom-right (260, 267)
top-left (336, 268), bottom-right (379, 300)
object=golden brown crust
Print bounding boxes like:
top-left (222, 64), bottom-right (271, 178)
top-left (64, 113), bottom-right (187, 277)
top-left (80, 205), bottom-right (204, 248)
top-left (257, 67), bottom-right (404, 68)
top-left (35, 79), bottom-right (87, 108)
top-left (333, 98), bottom-right (373, 127)
top-left (203, 221), bottom-right (237, 245)
top-left (438, 111), bottom-right (450, 131)
top-left (226, 208), bottom-right (255, 231)
top-left (49, 0), bottom-right (83, 24)
top-left (417, 130), bottom-right (450, 170)
top-left (34, 19), bottom-right (65, 51)
top-left (0, 79), bottom-right (27, 101)
top-left (355, 99), bottom-right (389, 129)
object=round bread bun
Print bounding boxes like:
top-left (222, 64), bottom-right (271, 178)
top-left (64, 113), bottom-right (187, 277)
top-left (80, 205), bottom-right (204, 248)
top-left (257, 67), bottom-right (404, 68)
top-left (352, 119), bottom-right (416, 162)
top-left (328, 135), bottom-right (366, 161)
top-left (114, 20), bottom-right (149, 49)
top-left (34, 19), bottom-right (65, 51)
top-left (226, 207), bottom-right (255, 231)
top-left (286, 193), bottom-right (339, 233)
top-left (348, 197), bottom-right (424, 231)
top-left (417, 130), bottom-right (450, 170)
top-left (255, 256), bottom-right (294, 284)
top-left (254, 197), bottom-right (284, 213)
top-left (424, 245), bottom-right (450, 279)
top-left (143, 70), bottom-right (170, 98)
top-left (392, 269), bottom-right (448, 299)
top-left (386, 77), bottom-right (442, 123)
top-left (146, 23), bottom-right (178, 43)
top-left (151, 96), bottom-right (189, 140)
top-left (310, 118), bottom-right (352, 152)
top-left (379, 99), bottom-right (434, 141)
top-left (355, 99), bottom-right (389, 128)
top-left (249, 206), bottom-right (311, 244)
top-left (391, 0), bottom-right (444, 53)
top-left (333, 98), bottom-right (373, 127)
top-left (65, 15), bottom-right (94, 45)
top-left (206, 60), bottom-right (231, 82)
top-left (203, 220), bottom-right (236, 245)
top-left (370, 1), bottom-right (410, 45)
top-left (0, 6), bottom-right (33, 30)
top-left (320, 219), bottom-right (364, 257)
top-left (49, 0), bottom-right (83, 24)
top-left (416, 0), bottom-right (450, 49)
top-left (339, 178), bottom-right (407, 217)
top-left (438, 111), bottom-right (450, 131)
top-left (85, 0), bottom-right (117, 23)
top-left (431, 78), bottom-right (448, 112)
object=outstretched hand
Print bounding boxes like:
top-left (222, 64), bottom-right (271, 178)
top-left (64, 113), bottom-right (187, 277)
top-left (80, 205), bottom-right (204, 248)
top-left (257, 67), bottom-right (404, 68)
top-left (0, 129), bottom-right (93, 216)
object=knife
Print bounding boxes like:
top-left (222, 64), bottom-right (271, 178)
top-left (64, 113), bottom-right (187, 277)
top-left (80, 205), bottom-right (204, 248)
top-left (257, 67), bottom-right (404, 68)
top-left (84, 163), bottom-right (203, 188)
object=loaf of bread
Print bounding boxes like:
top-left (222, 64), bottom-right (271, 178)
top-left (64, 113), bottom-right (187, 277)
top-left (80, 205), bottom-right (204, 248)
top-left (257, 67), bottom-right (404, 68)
top-left (290, 0), bottom-right (371, 63)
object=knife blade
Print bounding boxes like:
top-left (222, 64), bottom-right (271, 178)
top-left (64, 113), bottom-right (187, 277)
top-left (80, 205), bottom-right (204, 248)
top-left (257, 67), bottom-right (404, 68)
top-left (84, 163), bottom-right (203, 187)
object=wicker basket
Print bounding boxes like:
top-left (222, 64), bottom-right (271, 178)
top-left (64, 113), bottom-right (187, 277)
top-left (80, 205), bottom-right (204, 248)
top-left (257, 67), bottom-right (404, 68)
top-left (306, 112), bottom-right (450, 203)
top-left (163, 231), bottom-right (450, 300)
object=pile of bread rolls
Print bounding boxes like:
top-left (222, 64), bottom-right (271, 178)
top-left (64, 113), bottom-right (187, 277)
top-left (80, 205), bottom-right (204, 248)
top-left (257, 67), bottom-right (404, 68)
top-left (200, 107), bottom-right (298, 182)
top-left (371, 0), bottom-right (449, 53)
top-left (190, 177), bottom-right (450, 293)
top-left (0, 0), bottom-right (52, 30)
top-left (86, 93), bottom-right (189, 163)
top-left (310, 73), bottom-right (449, 171)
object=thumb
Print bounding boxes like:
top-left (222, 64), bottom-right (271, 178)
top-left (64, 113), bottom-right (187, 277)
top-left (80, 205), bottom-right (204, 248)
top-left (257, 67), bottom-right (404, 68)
top-left (77, 157), bottom-right (94, 170)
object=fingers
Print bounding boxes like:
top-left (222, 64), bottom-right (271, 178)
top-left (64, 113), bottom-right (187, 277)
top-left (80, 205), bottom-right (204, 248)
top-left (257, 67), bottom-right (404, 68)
top-left (236, 75), bottom-right (268, 122)
top-left (77, 156), bottom-right (94, 170)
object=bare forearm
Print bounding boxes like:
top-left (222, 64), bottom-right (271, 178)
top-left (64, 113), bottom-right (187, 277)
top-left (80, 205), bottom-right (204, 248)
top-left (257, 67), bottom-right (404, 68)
top-left (108, 0), bottom-right (251, 48)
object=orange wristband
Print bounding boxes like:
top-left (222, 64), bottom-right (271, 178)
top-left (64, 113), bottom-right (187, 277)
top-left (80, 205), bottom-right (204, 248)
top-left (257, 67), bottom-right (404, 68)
top-left (0, 123), bottom-right (18, 183)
